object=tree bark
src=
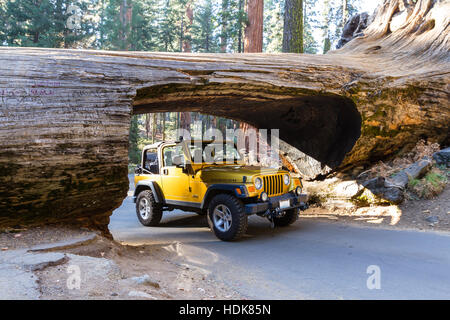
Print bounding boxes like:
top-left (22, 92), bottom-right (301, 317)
top-left (220, 0), bottom-right (229, 52)
top-left (238, 0), bottom-right (243, 52)
top-left (282, 0), bottom-right (304, 53)
top-left (183, 2), bottom-right (193, 53)
top-left (244, 0), bottom-right (264, 52)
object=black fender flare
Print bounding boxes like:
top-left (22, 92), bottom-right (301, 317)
top-left (133, 180), bottom-right (165, 204)
top-left (201, 184), bottom-right (248, 210)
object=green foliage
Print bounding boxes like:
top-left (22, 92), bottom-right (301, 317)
top-left (0, 0), bottom-right (367, 53)
top-left (129, 115), bottom-right (140, 164)
top-left (192, 0), bottom-right (218, 52)
top-left (264, 0), bottom-right (283, 52)
top-left (408, 167), bottom-right (448, 199)
top-left (303, 0), bottom-right (319, 54)
top-left (2, 0), bottom-right (98, 48)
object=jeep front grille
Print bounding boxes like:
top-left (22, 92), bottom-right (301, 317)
top-left (263, 174), bottom-right (284, 196)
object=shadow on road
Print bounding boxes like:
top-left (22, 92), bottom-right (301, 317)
top-left (158, 214), bottom-right (208, 228)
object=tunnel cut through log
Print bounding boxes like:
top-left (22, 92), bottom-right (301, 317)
top-left (133, 83), bottom-right (362, 170)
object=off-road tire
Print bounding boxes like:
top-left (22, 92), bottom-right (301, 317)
top-left (207, 194), bottom-right (248, 241)
top-left (274, 208), bottom-right (299, 227)
top-left (136, 190), bottom-right (163, 226)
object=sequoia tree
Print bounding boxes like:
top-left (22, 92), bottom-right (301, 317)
top-left (244, 0), bottom-right (264, 52)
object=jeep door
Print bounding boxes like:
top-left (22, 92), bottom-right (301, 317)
top-left (135, 148), bottom-right (162, 186)
top-left (160, 144), bottom-right (191, 204)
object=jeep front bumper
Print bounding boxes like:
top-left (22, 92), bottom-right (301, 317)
top-left (244, 192), bottom-right (308, 215)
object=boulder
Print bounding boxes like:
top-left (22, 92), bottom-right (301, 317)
top-left (433, 147), bottom-right (450, 167)
top-left (362, 177), bottom-right (404, 204)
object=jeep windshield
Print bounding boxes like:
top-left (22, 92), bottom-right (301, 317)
top-left (188, 141), bottom-right (243, 165)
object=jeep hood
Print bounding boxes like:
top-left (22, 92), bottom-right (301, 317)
top-left (198, 165), bottom-right (287, 182)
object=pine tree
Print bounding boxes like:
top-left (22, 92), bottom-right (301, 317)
top-left (192, 0), bottom-right (218, 52)
top-left (322, 0), bottom-right (332, 53)
top-left (100, 0), bottom-right (159, 51)
top-left (303, 0), bottom-right (319, 54)
top-left (182, 1), bottom-right (194, 52)
top-left (263, 0), bottom-right (283, 53)
top-left (222, 0), bottom-right (246, 53)
top-left (3, 0), bottom-right (97, 48)
top-left (129, 115), bottom-right (140, 164)
top-left (0, 0), bottom-right (6, 44)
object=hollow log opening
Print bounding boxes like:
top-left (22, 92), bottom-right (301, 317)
top-left (133, 83), bottom-right (362, 170)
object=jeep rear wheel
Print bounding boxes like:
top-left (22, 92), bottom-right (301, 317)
top-left (274, 208), bottom-right (299, 227)
top-left (207, 194), bottom-right (248, 241)
top-left (136, 190), bottom-right (163, 226)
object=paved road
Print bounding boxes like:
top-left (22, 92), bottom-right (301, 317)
top-left (109, 175), bottom-right (450, 299)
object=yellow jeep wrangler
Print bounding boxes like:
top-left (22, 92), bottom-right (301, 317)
top-left (133, 139), bottom-right (308, 241)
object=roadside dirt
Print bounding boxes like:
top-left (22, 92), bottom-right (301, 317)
top-left (0, 226), bottom-right (242, 300)
top-left (302, 184), bottom-right (450, 232)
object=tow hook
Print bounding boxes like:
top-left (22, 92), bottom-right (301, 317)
top-left (263, 208), bottom-right (283, 229)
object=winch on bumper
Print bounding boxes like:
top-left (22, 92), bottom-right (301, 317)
top-left (244, 192), bottom-right (309, 215)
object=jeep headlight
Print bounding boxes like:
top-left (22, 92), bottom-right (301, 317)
top-left (283, 174), bottom-right (290, 185)
top-left (254, 177), bottom-right (263, 190)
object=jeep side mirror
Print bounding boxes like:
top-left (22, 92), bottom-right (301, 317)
top-left (134, 165), bottom-right (142, 175)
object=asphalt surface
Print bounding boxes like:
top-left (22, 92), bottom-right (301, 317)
top-left (109, 175), bottom-right (450, 299)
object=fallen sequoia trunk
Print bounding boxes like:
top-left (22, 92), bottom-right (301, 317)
top-left (0, 0), bottom-right (448, 232)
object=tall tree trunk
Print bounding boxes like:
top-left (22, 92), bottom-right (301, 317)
top-left (99, 0), bottom-right (105, 48)
top-left (322, 0), bottom-right (331, 54)
top-left (180, 112), bottom-right (191, 131)
top-left (342, 0), bottom-right (348, 26)
top-left (282, 0), bottom-right (303, 53)
top-left (179, 19), bottom-right (184, 52)
top-left (152, 113), bottom-right (156, 143)
top-left (183, 2), bottom-right (193, 52)
top-left (33, 31), bottom-right (39, 44)
top-left (220, 0), bottom-right (229, 52)
top-left (119, 0), bottom-right (132, 50)
top-left (162, 113), bottom-right (166, 140)
top-left (244, 0), bottom-right (263, 53)
top-left (145, 114), bottom-right (150, 138)
top-left (238, 0), bottom-right (243, 52)
top-left (323, 37), bottom-right (331, 53)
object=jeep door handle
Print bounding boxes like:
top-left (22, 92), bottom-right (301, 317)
top-left (163, 169), bottom-right (168, 175)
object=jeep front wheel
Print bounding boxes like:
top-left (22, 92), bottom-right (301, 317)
top-left (136, 190), bottom-right (163, 226)
top-left (207, 194), bottom-right (248, 241)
